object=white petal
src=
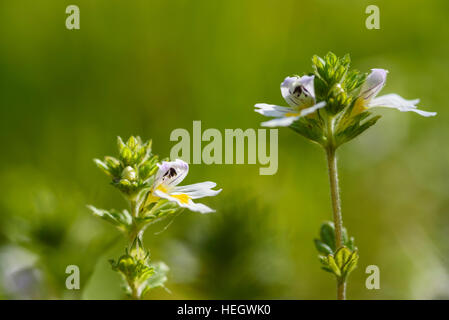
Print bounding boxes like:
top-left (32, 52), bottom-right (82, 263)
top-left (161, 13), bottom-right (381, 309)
top-left (299, 101), bottom-right (326, 116)
top-left (360, 69), bottom-right (388, 101)
top-left (259, 101), bottom-right (326, 127)
top-left (254, 103), bottom-right (295, 117)
top-left (261, 116), bottom-right (299, 127)
top-left (173, 182), bottom-right (222, 199)
top-left (406, 109), bottom-right (437, 117)
top-left (183, 201), bottom-right (215, 214)
top-left (155, 159), bottom-right (189, 187)
top-left (281, 75), bottom-right (316, 107)
top-left (369, 93), bottom-right (436, 117)
top-left (300, 75), bottom-right (316, 97)
top-left (369, 93), bottom-right (419, 108)
top-left (280, 76), bottom-right (299, 107)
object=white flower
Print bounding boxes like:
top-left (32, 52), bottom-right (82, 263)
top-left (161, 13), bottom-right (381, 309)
top-left (151, 159), bottom-right (221, 214)
top-left (255, 75), bottom-right (326, 127)
top-left (354, 68), bottom-right (436, 117)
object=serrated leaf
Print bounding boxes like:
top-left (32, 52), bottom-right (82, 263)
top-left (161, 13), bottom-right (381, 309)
top-left (326, 255), bottom-right (341, 277)
top-left (331, 247), bottom-right (359, 280)
top-left (342, 252), bottom-right (359, 277)
top-left (334, 246), bottom-right (352, 269)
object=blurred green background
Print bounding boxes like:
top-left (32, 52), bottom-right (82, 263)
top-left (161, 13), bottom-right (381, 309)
top-left (0, 0), bottom-right (448, 299)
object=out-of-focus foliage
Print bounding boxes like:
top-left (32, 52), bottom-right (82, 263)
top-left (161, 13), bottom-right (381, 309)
top-left (0, 0), bottom-right (449, 299)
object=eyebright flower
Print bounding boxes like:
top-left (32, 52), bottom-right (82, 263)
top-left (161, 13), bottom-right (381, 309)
top-left (353, 68), bottom-right (436, 117)
top-left (151, 159), bottom-right (221, 214)
top-left (255, 75), bottom-right (326, 127)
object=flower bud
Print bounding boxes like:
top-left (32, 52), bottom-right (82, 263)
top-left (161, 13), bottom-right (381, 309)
top-left (120, 147), bottom-right (133, 165)
top-left (127, 136), bottom-right (139, 150)
top-left (121, 166), bottom-right (137, 181)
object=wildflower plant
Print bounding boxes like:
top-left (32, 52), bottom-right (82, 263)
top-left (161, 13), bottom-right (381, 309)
top-left (88, 136), bottom-right (221, 299)
top-left (255, 52), bottom-right (436, 299)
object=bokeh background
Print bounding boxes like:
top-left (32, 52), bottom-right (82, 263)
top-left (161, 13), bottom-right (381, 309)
top-left (0, 0), bottom-right (448, 299)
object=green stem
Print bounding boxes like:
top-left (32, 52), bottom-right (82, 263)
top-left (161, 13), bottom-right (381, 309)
top-left (129, 281), bottom-right (140, 300)
top-left (325, 118), bottom-right (346, 300)
top-left (128, 198), bottom-right (143, 300)
top-left (326, 147), bottom-right (343, 249)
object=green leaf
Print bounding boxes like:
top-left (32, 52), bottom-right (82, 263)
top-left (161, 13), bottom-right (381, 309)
top-left (334, 246), bottom-right (352, 269)
top-left (147, 262), bottom-right (169, 289)
top-left (325, 52), bottom-right (337, 67)
top-left (318, 247), bottom-right (358, 280)
top-left (334, 246), bottom-right (359, 280)
top-left (137, 266), bottom-right (155, 284)
top-left (320, 222), bottom-right (336, 252)
top-left (321, 266), bottom-right (333, 273)
top-left (289, 118), bottom-right (325, 145)
top-left (342, 251), bottom-right (359, 277)
top-left (120, 147), bottom-right (133, 166)
top-left (93, 159), bottom-right (112, 177)
top-left (326, 255), bottom-right (341, 277)
top-left (314, 239), bottom-right (333, 255)
top-left (117, 136), bottom-right (126, 153)
top-left (335, 112), bottom-right (381, 146)
top-left (138, 156), bottom-right (159, 181)
top-left (140, 261), bottom-right (170, 298)
top-left (127, 136), bottom-right (138, 150)
top-left (87, 205), bottom-right (131, 231)
top-left (346, 236), bottom-right (356, 251)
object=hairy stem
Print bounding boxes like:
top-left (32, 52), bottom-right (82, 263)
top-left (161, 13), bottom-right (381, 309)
top-left (129, 281), bottom-right (140, 300)
top-left (326, 147), bottom-right (346, 300)
top-left (325, 118), bottom-right (346, 300)
top-left (128, 198), bottom-right (143, 300)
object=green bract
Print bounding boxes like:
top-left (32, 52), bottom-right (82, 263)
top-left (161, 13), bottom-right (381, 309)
top-left (110, 244), bottom-right (169, 299)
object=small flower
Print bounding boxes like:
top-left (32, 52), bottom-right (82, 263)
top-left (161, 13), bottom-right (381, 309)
top-left (151, 159), bottom-right (221, 214)
top-left (353, 68), bottom-right (436, 117)
top-left (255, 75), bottom-right (326, 127)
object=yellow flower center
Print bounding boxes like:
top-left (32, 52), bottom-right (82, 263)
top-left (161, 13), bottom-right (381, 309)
top-left (150, 184), bottom-right (191, 204)
top-left (285, 112), bottom-right (300, 117)
top-left (352, 97), bottom-right (368, 115)
top-left (170, 193), bottom-right (191, 204)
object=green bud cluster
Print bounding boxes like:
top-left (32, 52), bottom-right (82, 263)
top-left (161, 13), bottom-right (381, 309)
top-left (290, 52), bottom-right (380, 148)
top-left (314, 222), bottom-right (358, 282)
top-left (110, 240), bottom-right (169, 299)
top-left (94, 136), bottom-right (159, 197)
